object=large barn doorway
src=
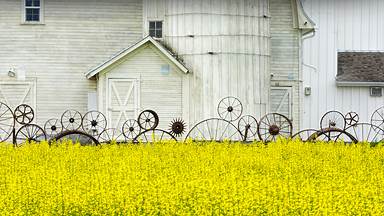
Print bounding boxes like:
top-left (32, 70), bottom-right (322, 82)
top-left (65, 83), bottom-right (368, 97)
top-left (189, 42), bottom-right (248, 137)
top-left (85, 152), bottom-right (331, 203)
top-left (270, 87), bottom-right (293, 120)
top-left (0, 80), bottom-right (36, 110)
top-left (107, 78), bottom-right (140, 129)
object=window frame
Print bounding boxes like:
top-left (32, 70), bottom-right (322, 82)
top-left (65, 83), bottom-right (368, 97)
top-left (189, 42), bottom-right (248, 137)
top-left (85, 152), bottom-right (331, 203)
top-left (21, 0), bottom-right (44, 25)
top-left (148, 20), bottom-right (163, 39)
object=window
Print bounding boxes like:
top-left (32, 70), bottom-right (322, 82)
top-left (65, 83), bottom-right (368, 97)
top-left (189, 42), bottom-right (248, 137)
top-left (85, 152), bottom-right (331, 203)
top-left (24, 0), bottom-right (42, 22)
top-left (337, 52), bottom-right (384, 84)
top-left (149, 21), bottom-right (163, 38)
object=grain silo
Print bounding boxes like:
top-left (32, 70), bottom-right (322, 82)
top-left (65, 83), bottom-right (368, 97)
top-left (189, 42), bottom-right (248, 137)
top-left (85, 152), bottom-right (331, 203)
top-left (144, 0), bottom-right (271, 125)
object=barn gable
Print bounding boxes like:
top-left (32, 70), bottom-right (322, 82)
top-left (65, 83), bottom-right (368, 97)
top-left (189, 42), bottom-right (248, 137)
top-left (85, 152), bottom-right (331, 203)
top-left (91, 36), bottom-right (190, 131)
top-left (86, 36), bottom-right (189, 79)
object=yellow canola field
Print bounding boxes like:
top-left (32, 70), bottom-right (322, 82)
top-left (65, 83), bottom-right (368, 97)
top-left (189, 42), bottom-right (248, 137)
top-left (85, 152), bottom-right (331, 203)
top-left (0, 140), bottom-right (384, 215)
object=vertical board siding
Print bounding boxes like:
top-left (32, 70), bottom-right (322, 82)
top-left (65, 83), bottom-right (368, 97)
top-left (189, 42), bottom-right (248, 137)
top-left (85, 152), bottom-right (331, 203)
top-left (146, 0), bottom-right (271, 126)
top-left (302, 0), bottom-right (384, 129)
top-left (0, 0), bottom-right (142, 125)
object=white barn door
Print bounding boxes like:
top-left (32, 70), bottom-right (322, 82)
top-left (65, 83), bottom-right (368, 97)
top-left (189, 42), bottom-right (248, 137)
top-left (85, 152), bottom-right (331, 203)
top-left (271, 87), bottom-right (292, 119)
top-left (0, 80), bottom-right (36, 111)
top-left (107, 78), bottom-right (140, 129)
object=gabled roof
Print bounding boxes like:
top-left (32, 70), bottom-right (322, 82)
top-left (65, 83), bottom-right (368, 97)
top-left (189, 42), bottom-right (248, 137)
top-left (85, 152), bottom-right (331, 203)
top-left (86, 36), bottom-right (189, 79)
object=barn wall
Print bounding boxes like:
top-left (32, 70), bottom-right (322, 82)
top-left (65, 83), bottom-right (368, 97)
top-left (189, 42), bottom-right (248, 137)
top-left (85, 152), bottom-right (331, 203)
top-left (0, 0), bottom-right (142, 125)
top-left (144, 0), bottom-right (271, 127)
top-left (270, 0), bottom-right (301, 131)
top-left (98, 44), bottom-right (184, 130)
top-left (301, 0), bottom-right (384, 129)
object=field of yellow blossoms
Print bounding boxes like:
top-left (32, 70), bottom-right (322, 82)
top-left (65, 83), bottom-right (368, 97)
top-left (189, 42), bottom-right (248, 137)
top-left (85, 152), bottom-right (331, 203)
top-left (0, 140), bottom-right (384, 214)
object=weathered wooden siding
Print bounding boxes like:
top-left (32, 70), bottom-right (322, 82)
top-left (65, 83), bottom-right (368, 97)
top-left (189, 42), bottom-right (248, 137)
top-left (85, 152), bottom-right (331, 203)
top-left (144, 0), bottom-right (271, 127)
top-left (270, 0), bottom-right (301, 131)
top-left (0, 0), bottom-right (142, 125)
top-left (98, 44), bottom-right (184, 130)
top-left (302, 0), bottom-right (384, 129)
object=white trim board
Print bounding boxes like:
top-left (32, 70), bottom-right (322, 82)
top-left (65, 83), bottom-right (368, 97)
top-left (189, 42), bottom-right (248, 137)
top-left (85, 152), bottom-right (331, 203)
top-left (86, 36), bottom-right (189, 79)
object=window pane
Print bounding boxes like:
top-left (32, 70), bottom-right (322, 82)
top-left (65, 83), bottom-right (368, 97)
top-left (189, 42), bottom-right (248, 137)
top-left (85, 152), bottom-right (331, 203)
top-left (26, 8), bottom-right (40, 21)
top-left (25, 0), bottom-right (33, 6)
top-left (156, 22), bottom-right (162, 29)
top-left (156, 30), bottom-right (162, 38)
top-left (149, 22), bottom-right (155, 29)
top-left (149, 30), bottom-right (156, 37)
top-left (33, 0), bottom-right (40, 7)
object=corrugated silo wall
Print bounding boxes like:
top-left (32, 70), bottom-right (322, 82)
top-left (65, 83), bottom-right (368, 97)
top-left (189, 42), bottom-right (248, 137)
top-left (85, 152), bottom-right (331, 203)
top-left (144, 0), bottom-right (271, 127)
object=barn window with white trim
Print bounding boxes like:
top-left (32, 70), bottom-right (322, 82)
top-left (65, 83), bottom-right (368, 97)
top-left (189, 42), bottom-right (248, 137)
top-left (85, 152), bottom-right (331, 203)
top-left (149, 21), bottom-right (163, 38)
top-left (25, 0), bottom-right (41, 22)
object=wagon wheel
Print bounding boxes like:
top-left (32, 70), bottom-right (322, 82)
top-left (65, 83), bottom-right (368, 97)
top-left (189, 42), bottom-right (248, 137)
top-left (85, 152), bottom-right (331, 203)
top-left (0, 102), bottom-right (15, 142)
top-left (137, 110), bottom-right (159, 130)
top-left (184, 118), bottom-right (243, 142)
top-left (122, 119), bottom-right (141, 141)
top-left (14, 104), bottom-right (34, 125)
top-left (238, 115), bottom-right (258, 142)
top-left (169, 118), bottom-right (187, 137)
top-left (345, 123), bottom-right (384, 144)
top-left (49, 130), bottom-right (99, 146)
top-left (257, 113), bottom-right (292, 142)
top-left (320, 111), bottom-right (346, 131)
top-left (61, 110), bottom-right (83, 131)
top-left (44, 118), bottom-right (63, 138)
top-left (292, 129), bottom-right (319, 142)
top-left (308, 128), bottom-right (357, 143)
top-left (15, 124), bottom-right (47, 146)
top-left (82, 111), bottom-right (107, 137)
top-left (98, 128), bottom-right (125, 144)
top-left (133, 129), bottom-right (177, 143)
top-left (217, 96), bottom-right (243, 122)
top-left (371, 107), bottom-right (384, 134)
top-left (345, 112), bottom-right (359, 126)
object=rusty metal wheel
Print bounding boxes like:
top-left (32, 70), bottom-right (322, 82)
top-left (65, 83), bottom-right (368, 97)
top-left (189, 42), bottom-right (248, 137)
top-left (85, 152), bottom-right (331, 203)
top-left (0, 102), bottom-right (15, 142)
top-left (292, 129), bottom-right (319, 142)
top-left (257, 113), bottom-right (292, 142)
top-left (238, 115), bottom-right (258, 142)
top-left (15, 124), bottom-right (47, 146)
top-left (185, 118), bottom-right (243, 142)
top-left (44, 118), bottom-right (63, 138)
top-left (169, 118), bottom-right (187, 137)
top-left (133, 129), bottom-right (177, 143)
top-left (98, 128), bottom-right (125, 144)
top-left (320, 111), bottom-right (346, 131)
top-left (49, 130), bottom-right (99, 146)
top-left (61, 110), bottom-right (83, 131)
top-left (217, 96), bottom-right (243, 122)
top-left (122, 119), bottom-right (141, 141)
top-left (345, 123), bottom-right (384, 144)
top-left (14, 104), bottom-right (34, 125)
top-left (371, 107), bottom-right (384, 133)
top-left (82, 111), bottom-right (107, 137)
top-left (138, 110), bottom-right (159, 130)
top-left (308, 128), bottom-right (357, 143)
top-left (345, 112), bottom-right (359, 126)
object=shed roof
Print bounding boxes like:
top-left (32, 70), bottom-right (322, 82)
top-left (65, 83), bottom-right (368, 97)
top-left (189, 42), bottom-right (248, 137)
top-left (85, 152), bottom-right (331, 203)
top-left (337, 52), bottom-right (384, 83)
top-left (86, 36), bottom-right (189, 79)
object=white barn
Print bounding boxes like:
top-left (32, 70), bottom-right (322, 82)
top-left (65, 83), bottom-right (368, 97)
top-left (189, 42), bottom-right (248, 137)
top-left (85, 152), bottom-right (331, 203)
top-left (302, 0), bottom-right (384, 130)
top-left (0, 0), bottom-right (314, 134)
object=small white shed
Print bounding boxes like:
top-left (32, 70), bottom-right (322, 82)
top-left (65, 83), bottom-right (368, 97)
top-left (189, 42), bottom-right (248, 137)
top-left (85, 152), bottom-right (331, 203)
top-left (86, 36), bottom-right (190, 130)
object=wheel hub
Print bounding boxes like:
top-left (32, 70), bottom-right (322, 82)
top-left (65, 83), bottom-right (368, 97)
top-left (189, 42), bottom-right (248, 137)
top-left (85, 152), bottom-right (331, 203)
top-left (91, 120), bottom-right (98, 127)
top-left (69, 118), bottom-right (75, 123)
top-left (269, 125), bottom-right (280, 136)
top-left (51, 126), bottom-right (57, 131)
top-left (227, 106), bottom-right (234, 112)
top-left (129, 127), bottom-right (134, 132)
